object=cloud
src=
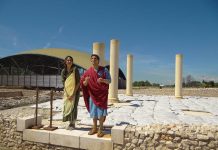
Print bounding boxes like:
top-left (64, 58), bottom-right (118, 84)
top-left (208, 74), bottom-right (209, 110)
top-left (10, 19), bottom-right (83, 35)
top-left (0, 25), bottom-right (33, 53)
top-left (195, 75), bottom-right (218, 82)
top-left (58, 25), bottom-right (64, 33)
top-left (119, 52), bottom-right (159, 71)
top-left (121, 47), bottom-right (177, 84)
top-left (43, 25), bottom-right (64, 48)
top-left (117, 49), bottom-right (177, 84)
top-left (13, 36), bottom-right (17, 46)
top-left (145, 66), bottom-right (174, 76)
top-left (120, 47), bottom-right (177, 83)
top-left (135, 55), bottom-right (158, 64)
top-left (129, 52), bottom-right (175, 84)
top-left (0, 25), bottom-right (23, 52)
top-left (54, 41), bottom-right (89, 51)
top-left (43, 42), bottom-right (51, 49)
top-left (0, 25), bottom-right (15, 41)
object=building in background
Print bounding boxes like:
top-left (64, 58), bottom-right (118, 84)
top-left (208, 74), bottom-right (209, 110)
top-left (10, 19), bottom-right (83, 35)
top-left (0, 48), bottom-right (126, 89)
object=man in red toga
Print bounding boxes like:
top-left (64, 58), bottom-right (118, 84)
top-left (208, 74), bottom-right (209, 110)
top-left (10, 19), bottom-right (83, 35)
top-left (80, 54), bottom-right (111, 137)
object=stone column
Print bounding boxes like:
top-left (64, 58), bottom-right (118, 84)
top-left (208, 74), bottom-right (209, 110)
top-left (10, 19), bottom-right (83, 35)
top-left (92, 42), bottom-right (105, 66)
top-left (126, 54), bottom-right (133, 96)
top-left (175, 54), bottom-right (183, 98)
top-left (108, 39), bottom-right (119, 103)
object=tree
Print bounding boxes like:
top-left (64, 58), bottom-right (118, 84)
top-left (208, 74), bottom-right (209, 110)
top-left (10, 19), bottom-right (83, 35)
top-left (152, 83), bottom-right (160, 87)
top-left (133, 81), bottom-right (139, 86)
top-left (186, 75), bottom-right (194, 84)
top-left (144, 80), bottom-right (151, 86)
top-left (202, 80), bottom-right (215, 87)
top-left (208, 81), bottom-right (215, 87)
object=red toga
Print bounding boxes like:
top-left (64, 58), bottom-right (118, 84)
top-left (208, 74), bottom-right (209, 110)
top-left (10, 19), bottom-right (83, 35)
top-left (80, 66), bottom-right (109, 112)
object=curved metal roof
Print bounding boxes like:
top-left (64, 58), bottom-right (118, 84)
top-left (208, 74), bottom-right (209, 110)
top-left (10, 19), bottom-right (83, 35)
top-left (0, 48), bottom-right (126, 80)
top-left (19, 48), bottom-right (108, 69)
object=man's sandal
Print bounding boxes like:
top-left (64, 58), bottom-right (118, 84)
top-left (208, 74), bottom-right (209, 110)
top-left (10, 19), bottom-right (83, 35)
top-left (88, 128), bottom-right (97, 135)
top-left (97, 129), bottom-right (104, 138)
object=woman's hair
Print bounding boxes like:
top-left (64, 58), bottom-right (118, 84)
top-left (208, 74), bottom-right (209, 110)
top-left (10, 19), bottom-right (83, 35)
top-left (91, 54), bottom-right (100, 61)
top-left (63, 56), bottom-right (74, 82)
top-left (64, 56), bottom-right (74, 69)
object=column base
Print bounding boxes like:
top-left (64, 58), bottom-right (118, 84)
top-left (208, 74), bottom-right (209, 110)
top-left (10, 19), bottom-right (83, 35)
top-left (175, 96), bottom-right (183, 99)
top-left (108, 102), bottom-right (114, 106)
top-left (108, 97), bottom-right (119, 103)
top-left (126, 93), bottom-right (133, 96)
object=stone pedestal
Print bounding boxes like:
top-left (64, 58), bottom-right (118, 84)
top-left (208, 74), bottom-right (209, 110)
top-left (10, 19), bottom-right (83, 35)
top-left (175, 54), bottom-right (183, 98)
top-left (17, 115), bottom-right (42, 131)
top-left (126, 54), bottom-right (133, 96)
top-left (111, 125), bottom-right (127, 145)
top-left (108, 39), bottom-right (119, 103)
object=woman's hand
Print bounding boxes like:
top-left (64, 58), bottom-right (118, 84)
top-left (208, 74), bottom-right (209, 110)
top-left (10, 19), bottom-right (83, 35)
top-left (68, 94), bottom-right (75, 101)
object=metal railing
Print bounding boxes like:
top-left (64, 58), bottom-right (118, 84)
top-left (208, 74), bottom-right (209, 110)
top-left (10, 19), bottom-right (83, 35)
top-left (0, 75), bottom-right (63, 88)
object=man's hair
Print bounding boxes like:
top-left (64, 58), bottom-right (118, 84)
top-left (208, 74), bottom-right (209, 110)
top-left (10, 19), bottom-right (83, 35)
top-left (91, 54), bottom-right (100, 61)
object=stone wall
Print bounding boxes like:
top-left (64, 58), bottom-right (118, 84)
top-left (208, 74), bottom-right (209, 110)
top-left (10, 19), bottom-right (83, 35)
top-left (1, 112), bottom-right (218, 150)
top-left (114, 124), bottom-right (218, 150)
top-left (0, 114), bottom-right (79, 150)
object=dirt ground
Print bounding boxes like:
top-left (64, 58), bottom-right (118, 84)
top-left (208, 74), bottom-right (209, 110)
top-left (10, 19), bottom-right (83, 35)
top-left (119, 87), bottom-right (218, 97)
top-left (1, 87), bottom-right (218, 98)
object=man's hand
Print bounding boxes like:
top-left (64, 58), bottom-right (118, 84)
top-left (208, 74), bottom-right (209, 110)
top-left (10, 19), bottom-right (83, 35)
top-left (97, 78), bottom-right (104, 83)
top-left (83, 76), bottom-right (90, 86)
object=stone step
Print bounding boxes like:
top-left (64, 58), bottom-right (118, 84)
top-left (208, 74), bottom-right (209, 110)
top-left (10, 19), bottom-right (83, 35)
top-left (23, 128), bottom-right (112, 150)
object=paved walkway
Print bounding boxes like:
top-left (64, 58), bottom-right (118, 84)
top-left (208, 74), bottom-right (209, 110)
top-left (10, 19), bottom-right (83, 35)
top-left (33, 94), bottom-right (218, 127)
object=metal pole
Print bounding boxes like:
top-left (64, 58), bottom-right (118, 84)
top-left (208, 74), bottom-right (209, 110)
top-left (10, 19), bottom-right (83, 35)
top-left (32, 88), bottom-right (43, 129)
top-left (44, 88), bottom-right (58, 131)
top-left (49, 89), bottom-right (53, 127)
top-left (35, 88), bottom-right (39, 125)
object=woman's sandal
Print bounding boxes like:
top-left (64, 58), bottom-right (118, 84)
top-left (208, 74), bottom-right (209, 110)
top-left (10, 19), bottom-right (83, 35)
top-left (97, 128), bottom-right (104, 138)
top-left (66, 123), bottom-right (75, 130)
top-left (88, 127), bottom-right (97, 135)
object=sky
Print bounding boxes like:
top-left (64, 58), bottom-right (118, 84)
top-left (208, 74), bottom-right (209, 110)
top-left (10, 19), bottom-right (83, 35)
top-left (0, 0), bottom-right (218, 84)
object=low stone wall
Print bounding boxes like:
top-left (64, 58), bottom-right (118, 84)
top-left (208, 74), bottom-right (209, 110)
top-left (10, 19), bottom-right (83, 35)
top-left (0, 91), bottom-right (23, 97)
top-left (0, 95), bottom-right (50, 110)
top-left (0, 90), bottom-right (61, 110)
top-left (114, 124), bottom-right (218, 150)
top-left (0, 114), bottom-right (79, 150)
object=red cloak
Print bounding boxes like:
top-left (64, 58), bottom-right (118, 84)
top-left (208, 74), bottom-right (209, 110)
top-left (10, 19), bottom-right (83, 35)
top-left (80, 66), bottom-right (109, 112)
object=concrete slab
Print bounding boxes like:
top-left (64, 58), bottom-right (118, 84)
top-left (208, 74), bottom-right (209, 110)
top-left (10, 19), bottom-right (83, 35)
top-left (80, 131), bottom-right (112, 150)
top-left (23, 129), bottom-right (50, 144)
top-left (111, 125), bottom-right (127, 144)
top-left (50, 129), bottom-right (86, 148)
top-left (17, 115), bottom-right (42, 131)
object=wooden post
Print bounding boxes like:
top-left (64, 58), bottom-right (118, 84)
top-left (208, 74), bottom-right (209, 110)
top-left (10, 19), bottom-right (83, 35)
top-left (44, 89), bottom-right (58, 131)
top-left (49, 89), bottom-right (53, 127)
top-left (35, 88), bottom-right (38, 125)
top-left (32, 88), bottom-right (43, 129)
